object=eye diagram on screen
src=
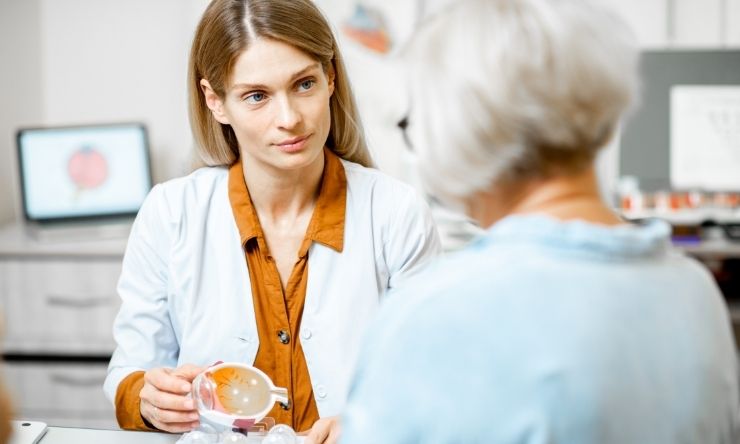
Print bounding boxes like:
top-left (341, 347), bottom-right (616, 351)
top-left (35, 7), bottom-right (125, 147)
top-left (67, 145), bottom-right (109, 194)
top-left (17, 123), bottom-right (152, 222)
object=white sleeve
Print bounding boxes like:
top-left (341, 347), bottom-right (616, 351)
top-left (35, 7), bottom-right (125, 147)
top-left (103, 184), bottom-right (179, 403)
top-left (385, 187), bottom-right (441, 290)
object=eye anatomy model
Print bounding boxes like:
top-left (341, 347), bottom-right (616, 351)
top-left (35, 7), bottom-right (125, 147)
top-left (182, 366), bottom-right (298, 444)
top-left (192, 362), bottom-right (289, 432)
top-left (67, 145), bottom-right (109, 192)
top-left (209, 366), bottom-right (272, 416)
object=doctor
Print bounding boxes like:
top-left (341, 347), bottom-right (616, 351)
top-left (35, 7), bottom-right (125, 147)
top-left (103, 0), bottom-right (439, 442)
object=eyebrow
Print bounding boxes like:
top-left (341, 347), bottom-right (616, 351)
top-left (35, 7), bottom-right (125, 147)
top-left (230, 63), bottom-right (322, 92)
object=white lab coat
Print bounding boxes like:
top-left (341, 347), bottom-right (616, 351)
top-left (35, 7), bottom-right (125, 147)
top-left (104, 159), bottom-right (441, 417)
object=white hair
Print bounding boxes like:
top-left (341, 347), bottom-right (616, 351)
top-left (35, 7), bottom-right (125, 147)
top-left (405, 0), bottom-right (639, 203)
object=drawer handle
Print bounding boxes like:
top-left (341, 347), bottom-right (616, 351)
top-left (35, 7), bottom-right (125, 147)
top-left (45, 294), bottom-right (113, 309)
top-left (50, 373), bottom-right (107, 387)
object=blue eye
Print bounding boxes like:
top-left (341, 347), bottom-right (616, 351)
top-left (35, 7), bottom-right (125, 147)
top-left (298, 79), bottom-right (315, 91)
top-left (245, 92), bottom-right (265, 104)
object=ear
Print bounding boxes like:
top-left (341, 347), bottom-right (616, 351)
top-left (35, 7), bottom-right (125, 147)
top-left (200, 79), bottom-right (230, 125)
top-left (326, 64), bottom-right (335, 97)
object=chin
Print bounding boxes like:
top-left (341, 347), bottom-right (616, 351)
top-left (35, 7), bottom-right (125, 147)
top-left (273, 145), bottom-right (324, 170)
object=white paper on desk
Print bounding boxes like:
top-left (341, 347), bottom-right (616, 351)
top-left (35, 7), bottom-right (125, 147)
top-left (670, 85), bottom-right (740, 190)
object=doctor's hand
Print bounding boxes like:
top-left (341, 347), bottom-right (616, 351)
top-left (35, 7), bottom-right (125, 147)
top-left (139, 364), bottom-right (205, 433)
top-left (304, 416), bottom-right (341, 444)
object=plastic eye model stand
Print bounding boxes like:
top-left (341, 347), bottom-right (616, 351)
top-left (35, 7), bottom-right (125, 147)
top-left (181, 362), bottom-right (298, 443)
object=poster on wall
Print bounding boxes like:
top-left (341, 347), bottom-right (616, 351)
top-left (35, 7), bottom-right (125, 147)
top-left (670, 85), bottom-right (740, 190)
top-left (314, 0), bottom-right (484, 249)
top-left (313, 0), bottom-right (455, 179)
top-left (316, 0), bottom-right (440, 56)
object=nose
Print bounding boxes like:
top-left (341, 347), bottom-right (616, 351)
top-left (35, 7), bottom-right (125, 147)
top-left (275, 95), bottom-right (301, 130)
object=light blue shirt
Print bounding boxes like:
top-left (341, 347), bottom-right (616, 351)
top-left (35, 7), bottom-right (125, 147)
top-left (342, 215), bottom-right (739, 444)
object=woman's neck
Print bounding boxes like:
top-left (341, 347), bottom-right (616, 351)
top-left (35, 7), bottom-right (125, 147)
top-left (470, 166), bottom-right (624, 228)
top-left (241, 151), bottom-right (325, 223)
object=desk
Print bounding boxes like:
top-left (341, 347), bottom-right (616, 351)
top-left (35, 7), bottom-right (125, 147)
top-left (40, 427), bottom-right (178, 444)
top-left (38, 426), bottom-right (304, 443)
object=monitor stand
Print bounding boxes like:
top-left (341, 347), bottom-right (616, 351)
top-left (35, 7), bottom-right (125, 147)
top-left (23, 217), bottom-right (133, 243)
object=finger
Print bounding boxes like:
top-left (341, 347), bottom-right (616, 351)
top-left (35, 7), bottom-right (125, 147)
top-left (154, 406), bottom-right (201, 425)
top-left (141, 386), bottom-right (195, 412)
top-left (325, 420), bottom-right (341, 444)
top-left (140, 399), bottom-right (158, 426)
top-left (145, 368), bottom-right (191, 394)
top-left (305, 421), bottom-right (331, 444)
top-left (326, 427), bottom-right (341, 444)
top-left (172, 364), bottom-right (206, 382)
top-left (143, 400), bottom-right (200, 433)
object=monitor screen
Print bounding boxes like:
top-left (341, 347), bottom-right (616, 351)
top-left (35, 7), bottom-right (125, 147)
top-left (16, 123), bottom-right (152, 223)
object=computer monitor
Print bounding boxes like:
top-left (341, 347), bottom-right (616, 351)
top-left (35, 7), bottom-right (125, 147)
top-left (16, 122), bottom-right (152, 224)
top-left (620, 49), bottom-right (740, 192)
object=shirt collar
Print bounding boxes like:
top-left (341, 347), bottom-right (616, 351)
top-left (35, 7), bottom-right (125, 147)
top-left (228, 148), bottom-right (347, 254)
top-left (228, 159), bottom-right (262, 245)
top-left (302, 148), bottom-right (346, 255)
top-left (481, 214), bottom-right (671, 258)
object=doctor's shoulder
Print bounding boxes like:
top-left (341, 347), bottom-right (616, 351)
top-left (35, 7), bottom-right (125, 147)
top-left (134, 165), bottom-right (230, 229)
top-left (341, 160), bottom-right (432, 221)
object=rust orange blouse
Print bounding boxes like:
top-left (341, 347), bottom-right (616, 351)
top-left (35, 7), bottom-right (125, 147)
top-left (114, 149), bottom-right (347, 433)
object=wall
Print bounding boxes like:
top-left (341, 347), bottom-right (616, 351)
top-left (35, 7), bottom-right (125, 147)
top-left (0, 0), bottom-right (739, 224)
top-left (0, 0), bottom-right (209, 225)
top-left (319, 0), bottom-right (740, 205)
top-left (602, 0), bottom-right (740, 48)
top-left (0, 1), bottom-right (43, 225)
top-left (38, 0), bottom-right (205, 184)
top-left (592, 0), bottom-right (740, 202)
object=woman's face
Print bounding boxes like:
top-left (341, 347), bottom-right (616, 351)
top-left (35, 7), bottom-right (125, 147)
top-left (203, 38), bottom-right (334, 173)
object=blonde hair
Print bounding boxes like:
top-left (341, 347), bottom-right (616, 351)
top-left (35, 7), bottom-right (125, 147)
top-left (188, 0), bottom-right (372, 167)
top-left (406, 0), bottom-right (639, 202)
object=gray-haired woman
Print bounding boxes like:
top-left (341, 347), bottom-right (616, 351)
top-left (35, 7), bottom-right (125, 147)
top-left (342, 0), bottom-right (739, 442)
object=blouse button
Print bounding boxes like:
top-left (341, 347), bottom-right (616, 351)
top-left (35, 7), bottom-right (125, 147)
top-left (277, 330), bottom-right (290, 344)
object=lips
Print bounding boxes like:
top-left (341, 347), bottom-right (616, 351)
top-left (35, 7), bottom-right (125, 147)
top-left (275, 134), bottom-right (310, 153)
top-left (277, 135), bottom-right (308, 146)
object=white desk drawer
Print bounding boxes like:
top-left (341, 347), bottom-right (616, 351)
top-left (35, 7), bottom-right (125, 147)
top-left (2, 362), bottom-right (115, 428)
top-left (0, 260), bottom-right (121, 353)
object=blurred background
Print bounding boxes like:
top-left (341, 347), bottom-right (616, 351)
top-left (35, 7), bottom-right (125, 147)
top-left (0, 0), bottom-right (739, 431)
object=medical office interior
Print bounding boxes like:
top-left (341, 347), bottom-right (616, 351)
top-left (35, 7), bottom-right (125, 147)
top-left (0, 0), bottom-right (739, 438)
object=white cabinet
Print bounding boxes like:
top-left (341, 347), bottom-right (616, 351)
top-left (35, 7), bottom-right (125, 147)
top-left (0, 223), bottom-right (128, 429)
top-left (1, 362), bottom-right (115, 429)
top-left (1, 260), bottom-right (121, 354)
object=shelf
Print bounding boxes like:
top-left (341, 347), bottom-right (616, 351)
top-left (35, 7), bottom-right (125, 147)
top-left (0, 223), bottom-right (128, 258)
top-left (622, 209), bottom-right (740, 226)
top-left (676, 239), bottom-right (740, 259)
